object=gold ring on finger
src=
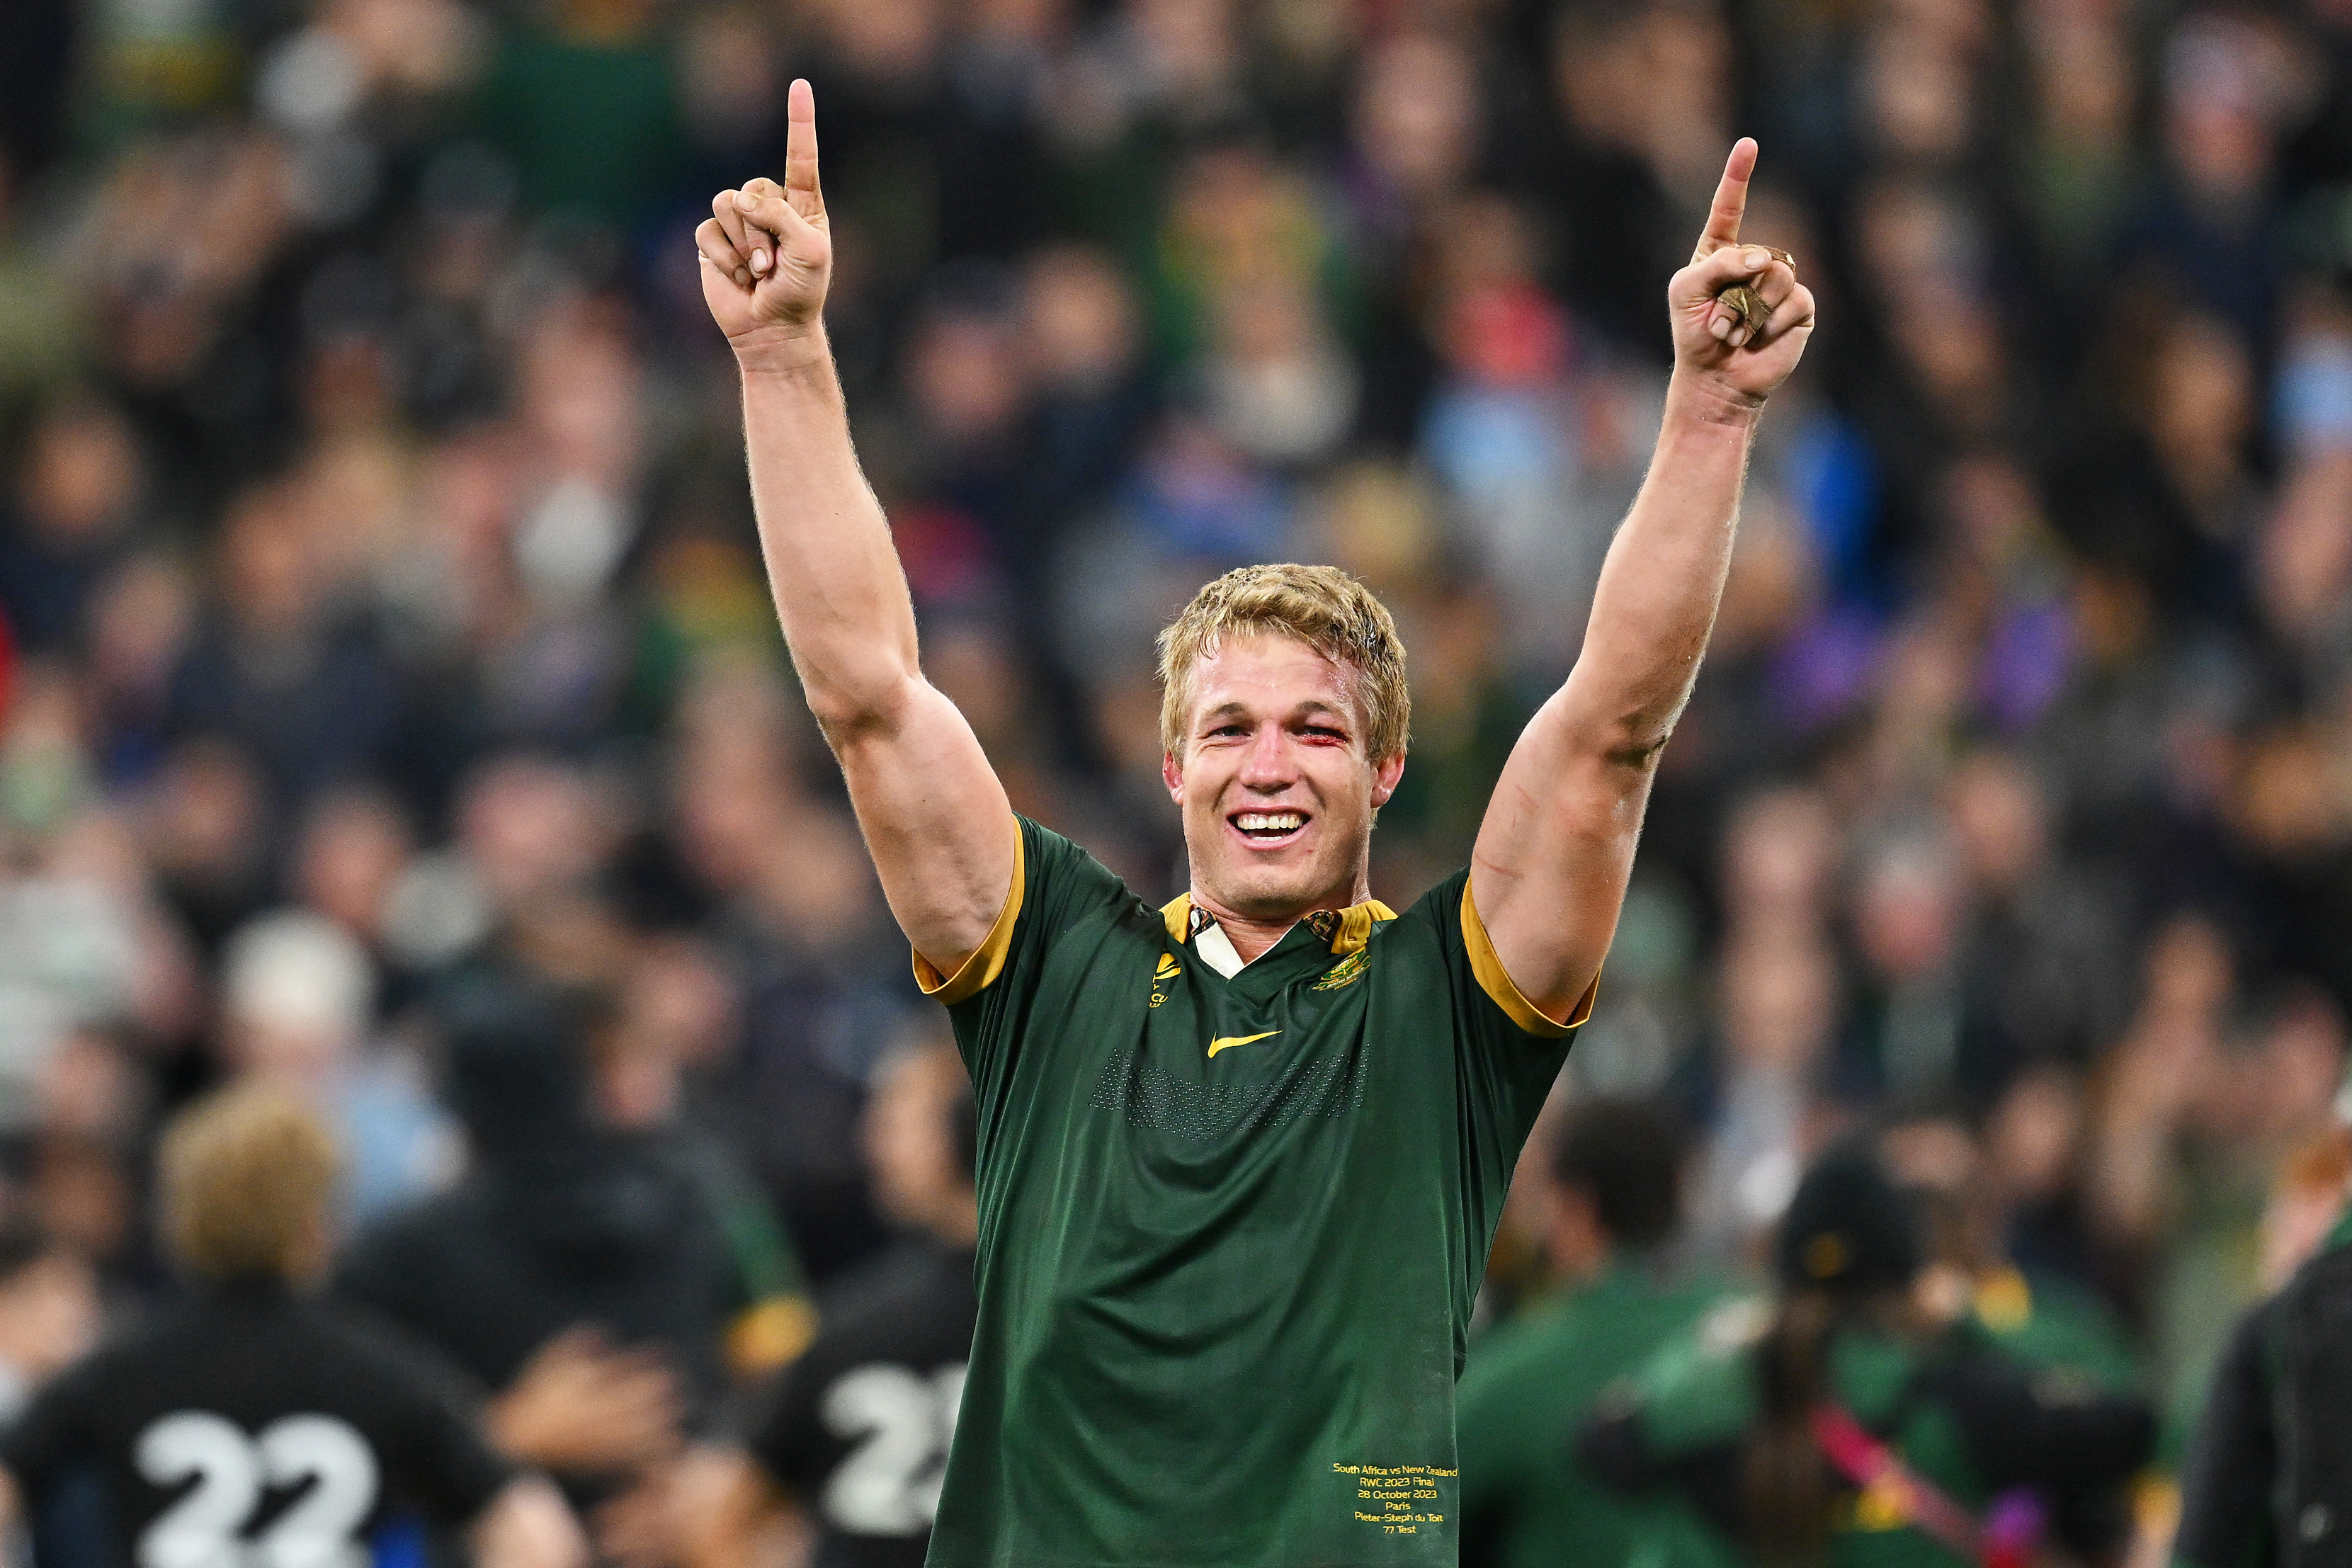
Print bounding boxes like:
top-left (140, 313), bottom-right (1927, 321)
top-left (1718, 249), bottom-right (1796, 330)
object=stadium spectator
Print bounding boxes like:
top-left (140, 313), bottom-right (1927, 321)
top-left (0, 399), bottom-right (142, 658)
top-left (1877, 1106), bottom-right (2140, 1394)
top-left (217, 908), bottom-right (452, 1226)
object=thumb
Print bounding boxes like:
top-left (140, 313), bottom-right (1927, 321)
top-left (1678, 244), bottom-right (1778, 307)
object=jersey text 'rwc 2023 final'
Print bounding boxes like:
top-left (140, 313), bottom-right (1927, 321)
top-left (916, 817), bottom-right (1589, 1568)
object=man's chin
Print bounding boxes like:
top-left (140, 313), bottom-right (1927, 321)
top-left (1197, 858), bottom-right (1350, 923)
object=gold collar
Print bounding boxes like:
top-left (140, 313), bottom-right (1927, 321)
top-left (1160, 893), bottom-right (1397, 957)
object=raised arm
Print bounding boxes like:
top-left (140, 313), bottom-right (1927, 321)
top-left (697, 81), bottom-right (1012, 975)
top-left (1470, 140), bottom-right (1816, 1020)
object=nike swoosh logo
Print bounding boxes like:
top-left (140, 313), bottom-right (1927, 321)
top-left (1207, 1030), bottom-right (1280, 1058)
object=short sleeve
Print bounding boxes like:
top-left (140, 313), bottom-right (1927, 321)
top-left (1405, 866), bottom-right (1584, 1111)
top-left (913, 817), bottom-right (1028, 1004)
top-left (1459, 877), bottom-right (1598, 1038)
top-left (925, 816), bottom-right (1137, 1084)
top-left (1391, 868), bottom-right (1586, 1229)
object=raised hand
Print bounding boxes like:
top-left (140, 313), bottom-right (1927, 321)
top-left (697, 79), bottom-right (831, 365)
top-left (486, 1327), bottom-right (684, 1477)
top-left (1666, 138), bottom-right (1815, 407)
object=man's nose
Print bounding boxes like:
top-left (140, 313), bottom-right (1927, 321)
top-left (1237, 728), bottom-right (1297, 790)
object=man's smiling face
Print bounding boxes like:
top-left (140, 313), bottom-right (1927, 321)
top-left (1163, 632), bottom-right (1404, 922)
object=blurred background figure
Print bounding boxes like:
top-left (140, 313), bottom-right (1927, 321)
top-left (0, 1085), bottom-right (586, 1568)
top-left (0, 1217), bottom-right (96, 1429)
top-left (1579, 1144), bottom-right (2158, 1568)
top-left (217, 908), bottom-right (451, 1227)
top-left (1458, 1096), bottom-right (1731, 1568)
top-left (2174, 1101), bottom-right (2352, 1568)
top-left (335, 978), bottom-right (805, 1515)
top-left (602, 1029), bottom-right (979, 1568)
top-left (1876, 1104), bottom-right (2140, 1395)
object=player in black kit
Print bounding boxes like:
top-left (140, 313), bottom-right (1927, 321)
top-left (608, 1039), bottom-right (978, 1568)
top-left (746, 1040), bottom-right (977, 1568)
top-left (0, 1084), bottom-right (586, 1568)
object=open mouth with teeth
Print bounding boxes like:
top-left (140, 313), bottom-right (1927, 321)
top-left (1229, 809), bottom-right (1309, 846)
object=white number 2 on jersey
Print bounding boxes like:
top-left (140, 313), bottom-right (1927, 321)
top-left (135, 1412), bottom-right (381, 1568)
top-left (818, 1363), bottom-right (965, 1536)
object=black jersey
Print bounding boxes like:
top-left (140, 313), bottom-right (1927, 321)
top-left (336, 1130), bottom-right (754, 1416)
top-left (745, 1241), bottom-right (977, 1568)
top-left (0, 1281), bottom-right (513, 1568)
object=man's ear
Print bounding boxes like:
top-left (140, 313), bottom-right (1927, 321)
top-left (1371, 753), bottom-right (1406, 807)
top-left (1163, 751), bottom-right (1183, 802)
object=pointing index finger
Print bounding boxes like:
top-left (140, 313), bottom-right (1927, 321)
top-left (785, 78), bottom-right (822, 208)
top-left (1699, 137), bottom-right (1759, 252)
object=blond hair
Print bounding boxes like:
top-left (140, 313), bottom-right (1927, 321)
top-left (157, 1083), bottom-right (340, 1282)
top-left (1156, 564), bottom-right (1410, 761)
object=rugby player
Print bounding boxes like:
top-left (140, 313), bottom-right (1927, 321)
top-left (0, 1084), bottom-right (585, 1568)
top-left (695, 79), bottom-right (1813, 1568)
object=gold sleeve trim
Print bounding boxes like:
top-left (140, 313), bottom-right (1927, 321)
top-left (1460, 880), bottom-right (1597, 1038)
top-left (725, 1295), bottom-right (818, 1377)
top-left (914, 817), bottom-right (1026, 1004)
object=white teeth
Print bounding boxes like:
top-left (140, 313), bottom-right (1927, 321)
top-left (1235, 812), bottom-right (1305, 833)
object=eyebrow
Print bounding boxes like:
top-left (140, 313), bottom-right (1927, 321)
top-left (1197, 700), bottom-right (1352, 729)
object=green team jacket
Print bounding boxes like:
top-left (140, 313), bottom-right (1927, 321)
top-left (922, 817), bottom-right (1586, 1568)
top-left (1455, 1263), bottom-right (1735, 1568)
top-left (1965, 1266), bottom-right (2142, 1394)
top-left (1581, 1308), bottom-right (2156, 1568)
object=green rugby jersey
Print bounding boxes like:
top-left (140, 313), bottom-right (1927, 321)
top-left (915, 816), bottom-right (1589, 1568)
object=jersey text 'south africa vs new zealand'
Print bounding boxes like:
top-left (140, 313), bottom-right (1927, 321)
top-left (917, 817), bottom-right (1588, 1568)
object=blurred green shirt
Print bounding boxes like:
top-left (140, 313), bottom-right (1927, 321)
top-left (1589, 1308), bottom-right (2154, 1568)
top-left (1968, 1266), bottom-right (2142, 1392)
top-left (1455, 1261), bottom-right (1733, 1568)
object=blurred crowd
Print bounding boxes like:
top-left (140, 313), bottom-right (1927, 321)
top-left (8, 0), bottom-right (2352, 1557)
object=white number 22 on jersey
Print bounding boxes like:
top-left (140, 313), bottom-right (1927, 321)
top-left (819, 1363), bottom-right (965, 1536)
top-left (135, 1412), bottom-right (380, 1568)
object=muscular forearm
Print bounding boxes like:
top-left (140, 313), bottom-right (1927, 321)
top-left (1470, 140), bottom-right (1810, 1018)
top-left (698, 100), bottom-right (1014, 969)
top-left (737, 326), bottom-right (923, 732)
top-left (1468, 374), bottom-right (1754, 1011)
top-left (1555, 370), bottom-right (1757, 766)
